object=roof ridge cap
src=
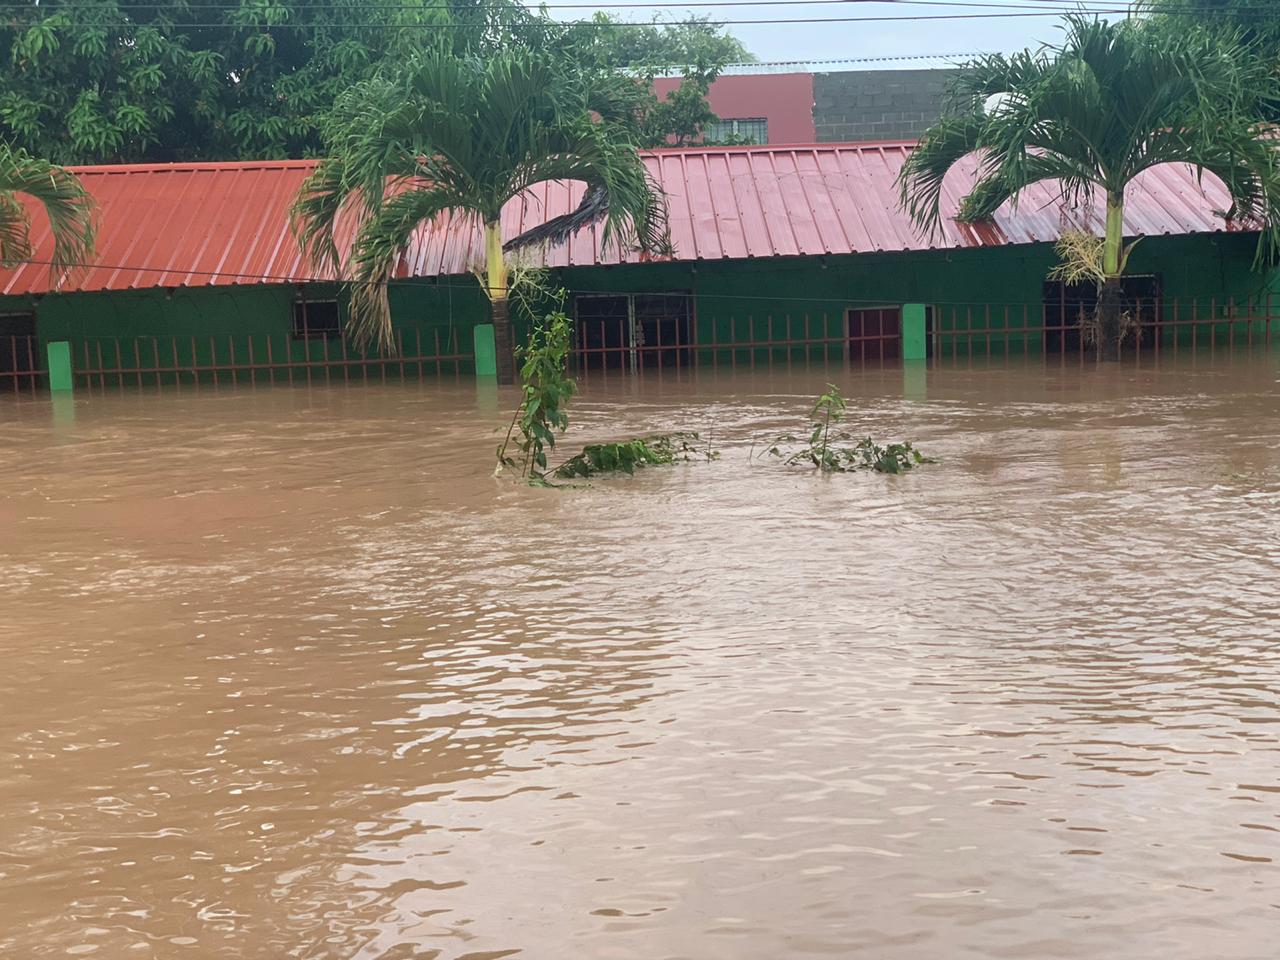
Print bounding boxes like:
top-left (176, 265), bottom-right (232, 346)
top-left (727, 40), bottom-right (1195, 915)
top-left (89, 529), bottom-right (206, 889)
top-left (70, 158), bottom-right (321, 175)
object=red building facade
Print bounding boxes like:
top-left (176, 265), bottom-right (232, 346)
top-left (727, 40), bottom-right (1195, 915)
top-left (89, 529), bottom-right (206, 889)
top-left (651, 72), bottom-right (816, 145)
top-left (653, 65), bottom-right (959, 146)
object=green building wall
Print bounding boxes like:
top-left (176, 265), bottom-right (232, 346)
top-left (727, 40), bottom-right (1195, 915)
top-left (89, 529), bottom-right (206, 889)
top-left (7, 232), bottom-right (1279, 388)
top-left (18, 281), bottom-right (488, 387)
top-left (558, 232), bottom-right (1280, 361)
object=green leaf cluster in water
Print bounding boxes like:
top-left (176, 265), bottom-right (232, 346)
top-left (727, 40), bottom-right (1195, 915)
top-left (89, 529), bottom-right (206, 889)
top-left (555, 432), bottom-right (711, 478)
top-left (772, 437), bottom-right (931, 474)
top-left (766, 384), bottom-right (934, 474)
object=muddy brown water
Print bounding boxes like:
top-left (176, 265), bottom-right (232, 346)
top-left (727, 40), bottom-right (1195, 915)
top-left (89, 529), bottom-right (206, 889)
top-left (2, 359), bottom-right (1279, 959)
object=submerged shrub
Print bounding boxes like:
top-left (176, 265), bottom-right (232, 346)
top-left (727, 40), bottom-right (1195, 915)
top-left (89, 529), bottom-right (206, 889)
top-left (496, 305), bottom-right (576, 483)
top-left (765, 384), bottom-right (934, 474)
top-left (555, 432), bottom-right (711, 478)
top-left (496, 308), bottom-right (714, 486)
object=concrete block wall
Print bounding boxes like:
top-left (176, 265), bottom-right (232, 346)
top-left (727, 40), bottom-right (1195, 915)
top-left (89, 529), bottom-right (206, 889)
top-left (813, 68), bottom-right (958, 142)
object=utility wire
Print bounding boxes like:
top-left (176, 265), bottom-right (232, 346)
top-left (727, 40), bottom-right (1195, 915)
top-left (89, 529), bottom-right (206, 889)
top-left (0, 0), bottom-right (1255, 25)
top-left (0, 0), bottom-right (1148, 9)
top-left (21, 7), bottom-right (1280, 29)
top-left (0, 10), bottom-right (1153, 27)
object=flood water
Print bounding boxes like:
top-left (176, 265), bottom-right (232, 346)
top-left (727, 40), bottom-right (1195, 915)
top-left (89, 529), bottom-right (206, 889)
top-left (2, 358), bottom-right (1279, 959)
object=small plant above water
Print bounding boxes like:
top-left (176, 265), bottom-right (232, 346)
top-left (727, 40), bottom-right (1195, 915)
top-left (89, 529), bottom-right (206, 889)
top-left (496, 303), bottom-right (716, 486)
top-left (764, 384), bottom-right (934, 475)
top-left (496, 305), bottom-right (576, 484)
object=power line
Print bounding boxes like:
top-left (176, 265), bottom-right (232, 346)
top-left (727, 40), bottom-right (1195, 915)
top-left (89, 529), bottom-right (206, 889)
top-left (0, 0), bottom-right (1139, 9)
top-left (6, 0), bottom-right (1261, 30)
top-left (34, 5), bottom-right (1280, 30)
top-left (0, 0), bottom-right (1259, 26)
top-left (0, 10), bottom-right (1146, 28)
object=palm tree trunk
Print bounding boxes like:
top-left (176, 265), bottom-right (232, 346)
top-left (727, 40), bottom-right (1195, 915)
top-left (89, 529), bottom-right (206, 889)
top-left (491, 296), bottom-right (515, 385)
top-left (1097, 196), bottom-right (1125, 361)
top-left (484, 220), bottom-right (516, 384)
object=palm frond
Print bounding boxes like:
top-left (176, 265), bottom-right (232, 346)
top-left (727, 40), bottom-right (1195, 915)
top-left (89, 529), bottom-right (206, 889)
top-left (291, 73), bottom-right (434, 276)
top-left (347, 187), bottom-right (476, 352)
top-left (897, 110), bottom-right (986, 234)
top-left (0, 143), bottom-right (96, 278)
top-left (508, 182), bottom-right (609, 251)
top-left (1192, 138), bottom-right (1280, 262)
top-left (293, 43), bottom-right (669, 350)
top-left (0, 193), bottom-right (32, 265)
top-left (959, 152), bottom-right (1095, 222)
top-left (504, 126), bottom-right (670, 256)
top-left (291, 158), bottom-right (354, 277)
top-left (900, 13), bottom-right (1280, 263)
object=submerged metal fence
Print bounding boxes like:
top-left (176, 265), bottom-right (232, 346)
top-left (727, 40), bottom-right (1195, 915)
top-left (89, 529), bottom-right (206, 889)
top-left (568, 296), bottom-right (1280, 374)
top-left (4, 296), bottom-right (1278, 394)
top-left (570, 311), bottom-right (867, 372)
top-left (931, 296), bottom-right (1279, 362)
top-left (68, 328), bottom-right (471, 391)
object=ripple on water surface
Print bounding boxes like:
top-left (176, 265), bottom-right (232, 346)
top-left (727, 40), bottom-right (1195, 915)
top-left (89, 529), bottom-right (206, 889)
top-left (0, 360), bottom-right (1278, 959)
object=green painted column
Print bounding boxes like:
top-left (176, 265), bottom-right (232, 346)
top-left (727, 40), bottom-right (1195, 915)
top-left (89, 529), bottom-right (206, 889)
top-left (47, 341), bottom-right (73, 393)
top-left (474, 376), bottom-right (499, 413)
top-left (903, 361), bottom-right (927, 401)
top-left (52, 392), bottom-right (75, 429)
top-left (902, 303), bottom-right (927, 362)
top-left (473, 323), bottom-right (497, 378)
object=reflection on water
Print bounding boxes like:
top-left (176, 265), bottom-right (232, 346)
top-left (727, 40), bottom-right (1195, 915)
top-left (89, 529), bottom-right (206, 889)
top-left (1, 358), bottom-right (1278, 959)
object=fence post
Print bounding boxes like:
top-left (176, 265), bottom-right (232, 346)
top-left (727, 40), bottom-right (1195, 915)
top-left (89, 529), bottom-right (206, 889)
top-left (47, 340), bottom-right (73, 392)
top-left (902, 303), bottom-right (928, 362)
top-left (473, 323), bottom-right (497, 378)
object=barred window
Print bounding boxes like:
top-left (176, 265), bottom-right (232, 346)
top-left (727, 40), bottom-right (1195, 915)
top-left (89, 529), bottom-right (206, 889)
top-left (703, 118), bottom-right (768, 145)
top-left (0, 312), bottom-right (37, 376)
top-left (292, 300), bottom-right (341, 340)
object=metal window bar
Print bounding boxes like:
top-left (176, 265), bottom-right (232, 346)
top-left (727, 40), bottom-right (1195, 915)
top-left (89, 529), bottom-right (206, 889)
top-left (0, 335), bottom-right (44, 394)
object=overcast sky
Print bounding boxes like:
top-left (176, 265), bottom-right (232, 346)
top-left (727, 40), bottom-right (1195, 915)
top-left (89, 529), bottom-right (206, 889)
top-left (549, 1), bottom-right (1121, 66)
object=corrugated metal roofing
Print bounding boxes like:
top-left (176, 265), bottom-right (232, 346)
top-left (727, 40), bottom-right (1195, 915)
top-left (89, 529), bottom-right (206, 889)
top-left (0, 142), bottom-right (1254, 296)
top-left (0, 159), bottom-right (321, 297)
top-left (406, 143), bottom-right (1253, 274)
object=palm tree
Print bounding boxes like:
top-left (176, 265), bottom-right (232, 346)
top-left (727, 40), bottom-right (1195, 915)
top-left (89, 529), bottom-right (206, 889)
top-left (0, 143), bottom-right (96, 279)
top-left (292, 46), bottom-right (668, 384)
top-left (898, 16), bottom-right (1280, 359)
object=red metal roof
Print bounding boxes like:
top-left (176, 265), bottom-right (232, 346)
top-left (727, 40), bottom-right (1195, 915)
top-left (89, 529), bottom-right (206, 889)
top-left (0, 143), bottom-right (1253, 296)
top-left (0, 159), bottom-right (321, 297)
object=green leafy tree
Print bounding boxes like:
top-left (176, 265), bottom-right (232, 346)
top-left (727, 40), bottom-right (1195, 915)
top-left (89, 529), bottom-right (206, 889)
top-left (1141, 0), bottom-right (1280, 120)
top-left (561, 14), bottom-right (753, 147)
top-left (0, 143), bottom-right (95, 277)
top-left (898, 16), bottom-right (1280, 359)
top-left (1143, 0), bottom-right (1280, 46)
top-left (0, 1), bottom-right (752, 163)
top-left (564, 15), bottom-right (751, 75)
top-left (644, 75), bottom-right (720, 147)
top-left (1, 3), bottom-right (184, 162)
top-left (0, 0), bottom-right (448, 162)
top-left (291, 45), bottom-right (669, 384)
